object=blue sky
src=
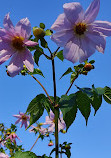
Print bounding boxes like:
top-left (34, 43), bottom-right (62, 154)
top-left (0, 0), bottom-right (111, 157)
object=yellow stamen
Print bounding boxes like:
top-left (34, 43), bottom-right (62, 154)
top-left (74, 23), bottom-right (87, 35)
top-left (12, 36), bottom-right (24, 51)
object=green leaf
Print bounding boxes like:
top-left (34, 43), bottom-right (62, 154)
top-left (59, 94), bottom-right (77, 130)
top-left (27, 94), bottom-right (46, 127)
top-left (70, 72), bottom-right (77, 83)
top-left (40, 38), bottom-right (48, 48)
top-left (15, 151), bottom-right (37, 158)
top-left (60, 67), bottom-right (73, 80)
top-left (76, 91), bottom-right (91, 125)
top-left (91, 91), bottom-right (102, 115)
top-left (96, 87), bottom-right (105, 95)
top-left (34, 49), bottom-right (43, 66)
top-left (89, 60), bottom-right (95, 64)
top-left (39, 23), bottom-right (45, 29)
top-left (65, 149), bottom-right (71, 158)
top-left (56, 50), bottom-right (64, 61)
top-left (76, 86), bottom-right (93, 96)
top-left (29, 68), bottom-right (44, 77)
top-left (103, 86), bottom-right (111, 104)
top-left (45, 29), bottom-right (53, 36)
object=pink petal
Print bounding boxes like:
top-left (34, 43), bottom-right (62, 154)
top-left (23, 49), bottom-right (34, 72)
top-left (15, 118), bottom-right (21, 124)
top-left (0, 49), bottom-right (14, 65)
top-left (86, 31), bottom-right (106, 53)
top-left (63, 37), bottom-right (80, 63)
top-left (45, 116), bottom-right (53, 124)
top-left (7, 52), bottom-right (24, 77)
top-left (49, 111), bottom-right (55, 120)
top-left (51, 30), bottom-right (74, 47)
top-left (85, 0), bottom-right (100, 23)
top-left (63, 2), bottom-right (84, 24)
top-left (48, 124), bottom-right (55, 133)
top-left (79, 37), bottom-right (96, 63)
top-left (51, 13), bottom-right (72, 31)
top-left (13, 114), bottom-right (22, 118)
top-left (0, 28), bottom-right (7, 37)
top-left (93, 21), bottom-right (111, 36)
top-left (3, 13), bottom-right (14, 31)
top-left (15, 18), bottom-right (31, 39)
top-left (24, 40), bottom-right (38, 47)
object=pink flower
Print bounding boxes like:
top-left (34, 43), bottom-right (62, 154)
top-left (0, 153), bottom-right (9, 158)
top-left (45, 111), bottom-right (66, 133)
top-left (5, 132), bottom-right (20, 144)
top-left (0, 13), bottom-right (38, 77)
top-left (13, 112), bottom-right (30, 129)
top-left (29, 125), bottom-right (47, 135)
top-left (51, 0), bottom-right (111, 63)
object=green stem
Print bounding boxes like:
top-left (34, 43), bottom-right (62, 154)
top-left (51, 53), bottom-right (59, 158)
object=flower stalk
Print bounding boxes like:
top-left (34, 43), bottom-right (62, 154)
top-left (30, 134), bottom-right (40, 151)
top-left (51, 52), bottom-right (59, 158)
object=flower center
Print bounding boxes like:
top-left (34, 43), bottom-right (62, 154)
top-left (74, 23), bottom-right (87, 35)
top-left (12, 36), bottom-right (24, 51)
top-left (21, 115), bottom-right (27, 120)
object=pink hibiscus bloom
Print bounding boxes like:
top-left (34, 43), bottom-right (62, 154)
top-left (0, 13), bottom-right (38, 77)
top-left (51, 0), bottom-right (111, 63)
top-left (13, 112), bottom-right (30, 129)
top-left (5, 132), bottom-right (20, 144)
top-left (0, 153), bottom-right (9, 158)
top-left (45, 111), bottom-right (66, 133)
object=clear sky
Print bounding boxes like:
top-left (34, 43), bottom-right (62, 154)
top-left (0, 0), bottom-right (111, 157)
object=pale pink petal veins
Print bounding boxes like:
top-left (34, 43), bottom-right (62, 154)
top-left (0, 50), bottom-right (14, 65)
top-left (49, 111), bottom-right (55, 120)
top-left (79, 37), bottom-right (96, 63)
top-left (48, 124), bottom-right (55, 133)
top-left (23, 49), bottom-right (34, 72)
top-left (51, 30), bottom-right (74, 47)
top-left (63, 2), bottom-right (84, 24)
top-left (3, 13), bottom-right (14, 31)
top-left (86, 31), bottom-right (106, 53)
top-left (0, 28), bottom-right (7, 37)
top-left (45, 116), bottom-right (53, 124)
top-left (15, 18), bottom-right (31, 39)
top-left (7, 52), bottom-right (24, 77)
top-left (93, 21), bottom-right (111, 36)
top-left (85, 0), bottom-right (100, 23)
top-left (63, 37), bottom-right (80, 63)
top-left (51, 13), bottom-right (72, 31)
top-left (24, 40), bottom-right (38, 47)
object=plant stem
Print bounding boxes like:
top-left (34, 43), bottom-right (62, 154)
top-left (65, 76), bottom-right (78, 95)
top-left (30, 74), bottom-right (53, 104)
top-left (51, 54), bottom-right (59, 158)
top-left (30, 134), bottom-right (40, 151)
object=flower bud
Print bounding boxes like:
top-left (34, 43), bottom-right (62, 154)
top-left (60, 129), bottom-right (66, 134)
top-left (84, 63), bottom-right (93, 71)
top-left (65, 144), bottom-right (71, 149)
top-left (48, 140), bottom-right (54, 146)
top-left (33, 27), bottom-right (45, 38)
top-left (82, 71), bottom-right (88, 75)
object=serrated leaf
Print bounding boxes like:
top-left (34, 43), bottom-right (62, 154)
top-left (14, 151), bottom-right (37, 158)
top-left (27, 94), bottom-right (47, 127)
top-left (60, 67), bottom-right (73, 80)
top-left (76, 86), bottom-right (93, 96)
top-left (76, 91), bottom-right (91, 125)
top-left (70, 72), bottom-right (77, 83)
top-left (56, 50), bottom-right (64, 61)
top-left (45, 29), bottom-right (53, 36)
top-left (103, 86), bottom-right (111, 104)
top-left (34, 49), bottom-right (43, 66)
top-left (91, 91), bottom-right (102, 115)
top-left (39, 23), bottom-right (45, 29)
top-left (29, 68), bottom-right (44, 77)
top-left (59, 94), bottom-right (77, 130)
